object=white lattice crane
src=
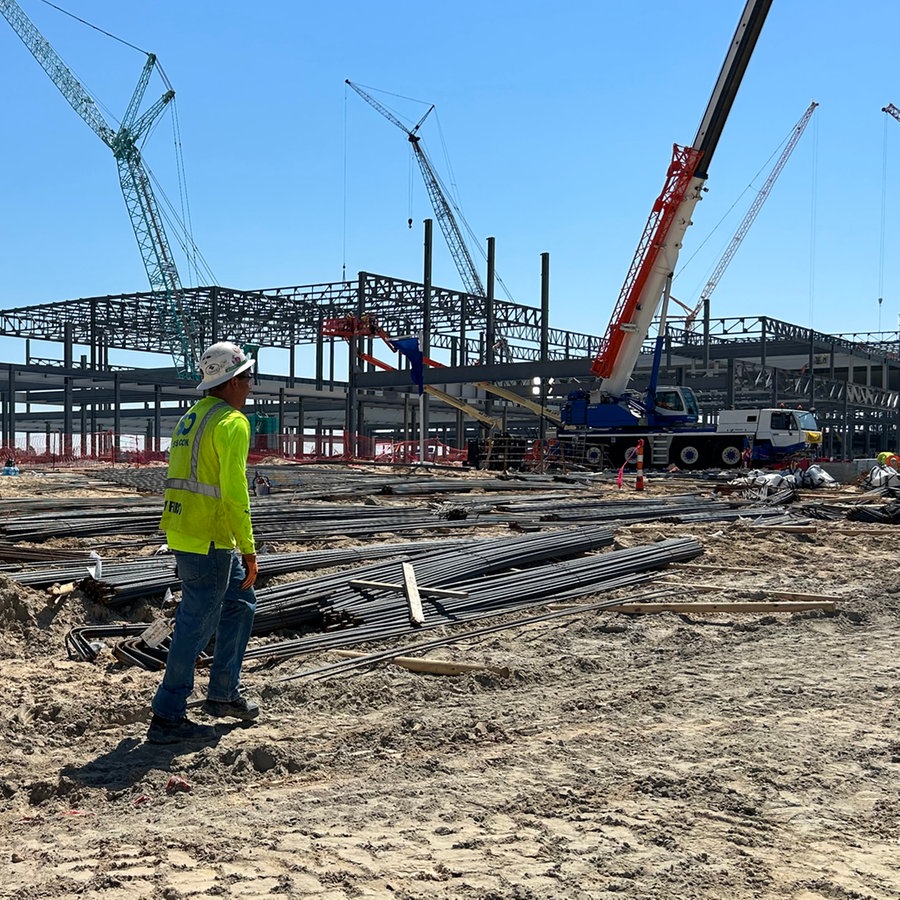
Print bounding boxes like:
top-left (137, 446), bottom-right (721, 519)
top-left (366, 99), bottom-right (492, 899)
top-left (682, 99), bottom-right (818, 330)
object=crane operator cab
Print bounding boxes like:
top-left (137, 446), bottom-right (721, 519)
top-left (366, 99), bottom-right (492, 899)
top-left (651, 386), bottom-right (700, 424)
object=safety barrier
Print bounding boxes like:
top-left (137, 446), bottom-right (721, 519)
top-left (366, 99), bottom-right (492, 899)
top-left (0, 430), bottom-right (470, 468)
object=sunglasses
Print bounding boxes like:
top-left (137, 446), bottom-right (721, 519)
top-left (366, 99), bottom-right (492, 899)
top-left (234, 372), bottom-right (252, 381)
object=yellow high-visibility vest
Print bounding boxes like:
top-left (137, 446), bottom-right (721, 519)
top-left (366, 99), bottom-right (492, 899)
top-left (160, 396), bottom-right (256, 555)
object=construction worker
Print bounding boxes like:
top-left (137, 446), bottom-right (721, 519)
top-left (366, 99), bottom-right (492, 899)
top-left (147, 341), bottom-right (260, 744)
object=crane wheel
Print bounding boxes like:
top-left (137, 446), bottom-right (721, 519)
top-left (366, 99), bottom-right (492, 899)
top-left (720, 444), bottom-right (743, 467)
top-left (585, 446), bottom-right (604, 467)
top-left (677, 444), bottom-right (701, 468)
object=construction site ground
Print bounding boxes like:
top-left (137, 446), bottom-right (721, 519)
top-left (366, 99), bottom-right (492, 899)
top-left (0, 463), bottom-right (898, 900)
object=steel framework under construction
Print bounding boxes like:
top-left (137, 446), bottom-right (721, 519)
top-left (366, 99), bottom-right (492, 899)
top-left (0, 271), bottom-right (898, 464)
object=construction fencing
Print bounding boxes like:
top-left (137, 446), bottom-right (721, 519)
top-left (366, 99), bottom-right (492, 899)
top-left (0, 431), bottom-right (469, 468)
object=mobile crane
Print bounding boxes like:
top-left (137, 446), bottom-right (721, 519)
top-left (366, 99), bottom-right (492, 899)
top-left (556, 0), bottom-right (821, 469)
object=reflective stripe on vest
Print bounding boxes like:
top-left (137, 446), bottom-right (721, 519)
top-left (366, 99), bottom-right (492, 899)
top-left (165, 400), bottom-right (229, 499)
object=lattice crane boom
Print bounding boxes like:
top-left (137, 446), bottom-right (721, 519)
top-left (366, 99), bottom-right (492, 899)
top-left (346, 79), bottom-right (486, 297)
top-left (0, 0), bottom-right (199, 378)
top-left (684, 99), bottom-right (818, 330)
top-left (883, 103), bottom-right (900, 123)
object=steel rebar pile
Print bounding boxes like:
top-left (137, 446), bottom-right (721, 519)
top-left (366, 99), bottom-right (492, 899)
top-left (6, 538), bottom-right (473, 607)
top-left (0, 472), bottom-right (802, 544)
top-left (245, 535), bottom-right (703, 667)
top-left (248, 524), bottom-right (617, 633)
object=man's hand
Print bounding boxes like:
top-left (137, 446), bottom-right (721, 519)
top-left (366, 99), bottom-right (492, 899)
top-left (241, 553), bottom-right (258, 590)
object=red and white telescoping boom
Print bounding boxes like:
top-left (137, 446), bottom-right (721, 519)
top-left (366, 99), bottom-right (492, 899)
top-left (591, 0), bottom-right (772, 400)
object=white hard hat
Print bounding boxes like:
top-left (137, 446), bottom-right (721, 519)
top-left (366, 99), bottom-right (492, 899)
top-left (196, 341), bottom-right (255, 391)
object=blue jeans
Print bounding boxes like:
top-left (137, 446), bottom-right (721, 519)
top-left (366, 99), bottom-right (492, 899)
top-left (152, 547), bottom-right (257, 722)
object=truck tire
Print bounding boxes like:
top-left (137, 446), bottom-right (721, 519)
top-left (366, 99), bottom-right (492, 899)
top-left (676, 443), bottom-right (702, 468)
top-left (622, 444), bottom-right (640, 466)
top-left (585, 445), bottom-right (604, 467)
top-left (719, 444), bottom-right (743, 467)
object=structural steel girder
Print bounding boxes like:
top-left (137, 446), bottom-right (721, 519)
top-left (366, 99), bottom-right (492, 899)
top-left (1, 274), bottom-right (899, 423)
top-left (0, 272), bottom-right (598, 363)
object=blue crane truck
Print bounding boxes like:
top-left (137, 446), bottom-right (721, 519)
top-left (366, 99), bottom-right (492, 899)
top-left (557, 386), bottom-right (821, 469)
top-left (544, 0), bottom-right (824, 471)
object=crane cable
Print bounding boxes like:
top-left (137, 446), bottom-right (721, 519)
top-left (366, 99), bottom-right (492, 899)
top-left (878, 112), bottom-right (890, 331)
top-left (342, 83), bottom-right (349, 280)
top-left (806, 109), bottom-right (819, 329)
top-left (675, 121), bottom-right (796, 293)
top-left (35, 0), bottom-right (213, 286)
top-left (36, 0), bottom-right (148, 55)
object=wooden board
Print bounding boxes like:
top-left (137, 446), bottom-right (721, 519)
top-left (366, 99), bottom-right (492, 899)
top-left (609, 600), bottom-right (835, 614)
top-left (402, 562), bottom-right (425, 626)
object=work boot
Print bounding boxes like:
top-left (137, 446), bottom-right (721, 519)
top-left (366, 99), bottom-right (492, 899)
top-left (146, 714), bottom-right (216, 745)
top-left (202, 695), bottom-right (260, 721)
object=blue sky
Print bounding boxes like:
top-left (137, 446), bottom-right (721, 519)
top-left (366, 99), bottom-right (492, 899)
top-left (1, 0), bottom-right (898, 373)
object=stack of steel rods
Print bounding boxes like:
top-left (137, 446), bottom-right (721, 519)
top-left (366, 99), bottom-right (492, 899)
top-left (65, 622), bottom-right (148, 662)
top-left (248, 536), bottom-right (702, 668)
top-left (0, 484), bottom-right (800, 544)
top-left (106, 527), bottom-right (700, 670)
top-left (245, 531), bottom-right (698, 664)
top-left (6, 538), bottom-right (463, 590)
top-left (249, 524), bottom-right (618, 634)
top-left (279, 587), bottom-right (675, 682)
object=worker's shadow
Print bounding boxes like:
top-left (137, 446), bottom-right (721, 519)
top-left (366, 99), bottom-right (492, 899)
top-left (60, 721), bottom-right (245, 791)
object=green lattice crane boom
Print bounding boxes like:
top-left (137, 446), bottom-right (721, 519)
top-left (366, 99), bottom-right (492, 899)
top-left (346, 80), bottom-right (486, 297)
top-left (0, 0), bottom-right (199, 378)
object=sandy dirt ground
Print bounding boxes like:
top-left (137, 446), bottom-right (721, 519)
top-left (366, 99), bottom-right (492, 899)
top-left (1, 465), bottom-right (899, 899)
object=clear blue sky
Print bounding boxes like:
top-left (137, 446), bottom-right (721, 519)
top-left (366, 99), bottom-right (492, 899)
top-left (1, 0), bottom-right (898, 373)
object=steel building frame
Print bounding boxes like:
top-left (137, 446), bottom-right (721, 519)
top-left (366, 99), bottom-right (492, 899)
top-left (0, 273), bottom-right (898, 460)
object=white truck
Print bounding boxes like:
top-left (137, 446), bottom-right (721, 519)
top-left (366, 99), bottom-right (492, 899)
top-left (557, 398), bottom-right (821, 470)
top-left (717, 408), bottom-right (821, 460)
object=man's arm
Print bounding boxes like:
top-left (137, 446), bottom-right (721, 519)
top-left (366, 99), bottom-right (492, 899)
top-left (215, 414), bottom-right (256, 559)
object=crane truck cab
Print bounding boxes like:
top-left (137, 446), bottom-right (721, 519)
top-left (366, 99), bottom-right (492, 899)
top-left (649, 386), bottom-right (700, 424)
top-left (560, 384), bottom-right (700, 430)
top-left (716, 408), bottom-right (822, 463)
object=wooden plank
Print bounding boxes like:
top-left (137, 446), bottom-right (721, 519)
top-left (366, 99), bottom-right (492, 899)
top-left (608, 600), bottom-right (835, 614)
top-left (661, 578), bottom-right (841, 603)
top-left (333, 649), bottom-right (510, 677)
top-left (402, 562), bottom-right (425, 626)
top-left (748, 524), bottom-right (817, 533)
top-left (349, 579), bottom-right (468, 599)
